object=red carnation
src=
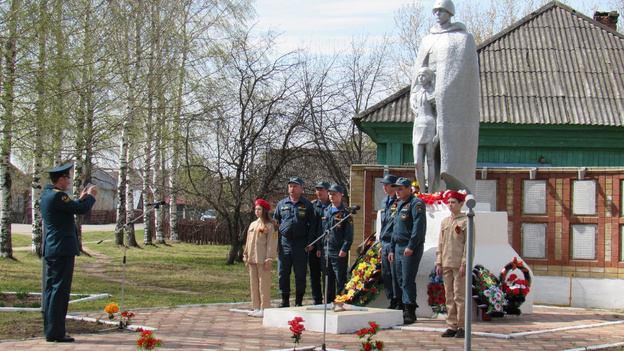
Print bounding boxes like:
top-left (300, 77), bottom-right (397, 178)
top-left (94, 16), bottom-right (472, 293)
top-left (364, 343), bottom-right (372, 351)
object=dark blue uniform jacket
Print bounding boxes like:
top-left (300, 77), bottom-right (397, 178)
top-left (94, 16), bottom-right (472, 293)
top-left (41, 184), bottom-right (96, 257)
top-left (390, 194), bottom-right (426, 253)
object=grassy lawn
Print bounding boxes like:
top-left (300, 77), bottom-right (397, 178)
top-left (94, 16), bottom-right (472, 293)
top-left (0, 230), bottom-right (283, 339)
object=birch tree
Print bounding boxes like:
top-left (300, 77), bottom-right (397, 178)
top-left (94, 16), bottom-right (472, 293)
top-left (0, 0), bottom-right (21, 259)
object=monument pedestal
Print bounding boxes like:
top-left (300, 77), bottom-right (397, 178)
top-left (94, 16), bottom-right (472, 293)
top-left (263, 305), bottom-right (403, 334)
top-left (371, 206), bottom-right (533, 317)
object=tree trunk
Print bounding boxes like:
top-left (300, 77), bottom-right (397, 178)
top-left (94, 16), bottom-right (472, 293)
top-left (0, 0), bottom-right (20, 259)
top-left (31, 0), bottom-right (47, 257)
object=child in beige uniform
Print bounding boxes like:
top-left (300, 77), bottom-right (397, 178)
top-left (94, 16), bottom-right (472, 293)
top-left (244, 199), bottom-right (278, 318)
top-left (436, 190), bottom-right (468, 338)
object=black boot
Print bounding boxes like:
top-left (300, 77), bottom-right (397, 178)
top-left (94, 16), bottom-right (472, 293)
top-left (397, 301), bottom-right (404, 310)
top-left (403, 304), bottom-right (417, 324)
top-left (295, 292), bottom-right (304, 307)
top-left (278, 294), bottom-right (290, 308)
top-left (388, 298), bottom-right (398, 309)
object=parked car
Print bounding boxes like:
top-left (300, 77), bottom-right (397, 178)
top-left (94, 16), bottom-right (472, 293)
top-left (200, 210), bottom-right (216, 221)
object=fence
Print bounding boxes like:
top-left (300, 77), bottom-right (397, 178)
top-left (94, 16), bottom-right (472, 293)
top-left (172, 219), bottom-right (230, 245)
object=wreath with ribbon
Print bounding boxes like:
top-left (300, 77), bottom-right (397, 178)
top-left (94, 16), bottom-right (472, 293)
top-left (499, 257), bottom-right (532, 315)
top-left (336, 236), bottom-right (383, 306)
top-left (472, 265), bottom-right (506, 318)
top-left (426, 267), bottom-right (447, 315)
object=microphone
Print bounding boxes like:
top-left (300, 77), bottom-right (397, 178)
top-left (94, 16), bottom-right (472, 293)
top-left (347, 205), bottom-right (361, 212)
top-left (148, 201), bottom-right (166, 207)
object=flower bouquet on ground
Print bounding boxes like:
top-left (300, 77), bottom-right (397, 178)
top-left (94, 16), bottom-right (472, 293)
top-left (136, 329), bottom-right (163, 350)
top-left (499, 257), bottom-right (531, 315)
top-left (427, 267), bottom-right (447, 316)
top-left (472, 265), bottom-right (506, 319)
top-left (288, 317), bottom-right (305, 350)
top-left (338, 236), bottom-right (383, 306)
top-left (356, 321), bottom-right (385, 351)
top-left (104, 302), bottom-right (119, 320)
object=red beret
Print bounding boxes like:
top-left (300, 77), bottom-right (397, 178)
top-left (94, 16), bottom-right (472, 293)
top-left (444, 190), bottom-right (466, 202)
top-left (254, 199), bottom-right (270, 211)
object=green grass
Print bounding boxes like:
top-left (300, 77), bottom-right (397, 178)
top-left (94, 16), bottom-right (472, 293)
top-left (1, 230), bottom-right (282, 314)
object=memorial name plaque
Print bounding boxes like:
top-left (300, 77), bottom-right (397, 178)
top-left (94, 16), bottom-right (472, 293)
top-left (572, 224), bottom-right (596, 260)
top-left (522, 223), bottom-right (546, 258)
top-left (524, 180), bottom-right (546, 214)
top-left (573, 180), bottom-right (596, 215)
top-left (476, 180), bottom-right (497, 211)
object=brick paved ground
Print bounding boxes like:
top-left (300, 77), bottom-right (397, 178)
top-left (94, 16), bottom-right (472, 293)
top-left (1, 304), bottom-right (623, 350)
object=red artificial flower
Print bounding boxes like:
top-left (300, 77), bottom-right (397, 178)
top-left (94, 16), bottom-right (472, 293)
top-left (508, 274), bottom-right (518, 282)
top-left (376, 341), bottom-right (385, 350)
top-left (455, 225), bottom-right (461, 234)
top-left (360, 327), bottom-right (368, 335)
top-left (364, 343), bottom-right (372, 351)
top-left (369, 322), bottom-right (379, 330)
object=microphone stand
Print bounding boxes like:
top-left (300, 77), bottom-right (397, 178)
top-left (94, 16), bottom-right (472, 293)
top-left (97, 201), bottom-right (163, 330)
top-left (305, 208), bottom-right (357, 351)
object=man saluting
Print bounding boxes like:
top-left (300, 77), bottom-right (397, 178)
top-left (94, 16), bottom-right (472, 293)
top-left (41, 163), bottom-right (97, 342)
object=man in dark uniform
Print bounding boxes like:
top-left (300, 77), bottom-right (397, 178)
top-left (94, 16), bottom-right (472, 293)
top-left (310, 180), bottom-right (330, 305)
top-left (388, 177), bottom-right (426, 324)
top-left (378, 174), bottom-right (401, 309)
top-left (273, 176), bottom-right (316, 307)
top-left (41, 163), bottom-right (97, 342)
top-left (317, 184), bottom-right (353, 303)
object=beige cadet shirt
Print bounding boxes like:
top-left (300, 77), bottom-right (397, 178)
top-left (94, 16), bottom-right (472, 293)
top-left (436, 212), bottom-right (468, 269)
top-left (243, 219), bottom-right (278, 265)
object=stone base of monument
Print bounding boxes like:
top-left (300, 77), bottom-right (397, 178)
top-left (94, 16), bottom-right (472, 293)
top-left (371, 205), bottom-right (534, 318)
top-left (263, 305), bottom-right (403, 334)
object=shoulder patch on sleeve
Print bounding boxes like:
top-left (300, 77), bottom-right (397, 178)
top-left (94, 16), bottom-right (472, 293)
top-left (61, 195), bottom-right (70, 203)
top-left (416, 202), bottom-right (424, 213)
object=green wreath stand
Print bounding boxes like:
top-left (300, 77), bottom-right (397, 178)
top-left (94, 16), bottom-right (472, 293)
top-left (498, 257), bottom-right (532, 315)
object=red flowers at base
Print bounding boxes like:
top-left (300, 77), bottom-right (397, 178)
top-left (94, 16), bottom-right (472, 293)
top-left (136, 329), bottom-right (163, 350)
top-left (356, 321), bottom-right (384, 351)
top-left (288, 316), bottom-right (305, 348)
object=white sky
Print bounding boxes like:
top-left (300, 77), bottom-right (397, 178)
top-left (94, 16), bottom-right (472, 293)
top-left (253, 0), bottom-right (613, 54)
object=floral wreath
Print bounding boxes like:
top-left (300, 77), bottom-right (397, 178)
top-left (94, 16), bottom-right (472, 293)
top-left (499, 257), bottom-right (531, 315)
top-left (336, 236), bottom-right (383, 306)
top-left (472, 265), bottom-right (506, 318)
top-left (426, 267), bottom-right (447, 315)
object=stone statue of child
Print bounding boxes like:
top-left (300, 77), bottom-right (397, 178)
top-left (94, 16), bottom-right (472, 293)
top-left (411, 67), bottom-right (439, 193)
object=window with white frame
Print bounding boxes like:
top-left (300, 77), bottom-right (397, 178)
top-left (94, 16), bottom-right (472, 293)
top-left (571, 224), bottom-right (596, 260)
top-left (522, 223), bottom-right (546, 259)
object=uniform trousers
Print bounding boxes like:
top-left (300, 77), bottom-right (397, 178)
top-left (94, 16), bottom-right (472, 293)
top-left (44, 256), bottom-right (75, 339)
top-left (321, 254), bottom-right (348, 303)
top-left (248, 263), bottom-right (272, 310)
top-left (380, 240), bottom-right (400, 301)
top-left (308, 251), bottom-right (323, 303)
top-left (394, 242), bottom-right (424, 305)
top-left (278, 239), bottom-right (307, 295)
top-left (442, 267), bottom-right (466, 330)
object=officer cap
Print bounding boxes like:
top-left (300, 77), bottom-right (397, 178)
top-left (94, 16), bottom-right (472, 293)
top-left (46, 163), bottom-right (73, 179)
top-left (433, 0), bottom-right (455, 16)
top-left (315, 180), bottom-right (330, 189)
top-left (380, 174), bottom-right (398, 184)
top-left (392, 177), bottom-right (413, 188)
top-left (328, 184), bottom-right (345, 194)
top-left (288, 176), bottom-right (304, 186)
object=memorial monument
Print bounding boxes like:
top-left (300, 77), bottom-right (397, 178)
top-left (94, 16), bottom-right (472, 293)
top-left (410, 0), bottom-right (480, 194)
